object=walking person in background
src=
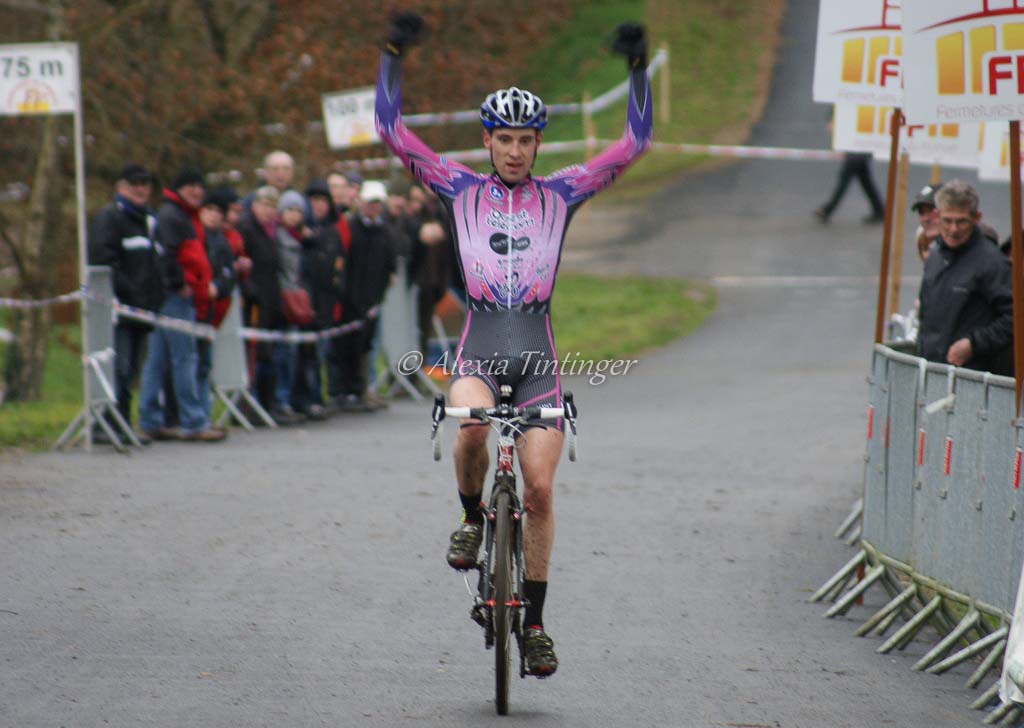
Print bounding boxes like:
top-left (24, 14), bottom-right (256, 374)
top-left (814, 151), bottom-right (885, 224)
top-left (86, 163), bottom-right (163, 440)
top-left (138, 167), bottom-right (226, 442)
top-left (814, 111), bottom-right (885, 224)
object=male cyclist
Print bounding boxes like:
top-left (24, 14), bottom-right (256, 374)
top-left (376, 12), bottom-right (652, 676)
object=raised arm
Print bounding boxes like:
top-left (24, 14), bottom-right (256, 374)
top-left (544, 23), bottom-right (653, 206)
top-left (375, 14), bottom-right (480, 200)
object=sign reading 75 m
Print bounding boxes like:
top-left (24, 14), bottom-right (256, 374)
top-left (0, 43), bottom-right (79, 117)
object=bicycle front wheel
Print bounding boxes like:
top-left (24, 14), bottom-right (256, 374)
top-left (493, 489), bottom-right (513, 715)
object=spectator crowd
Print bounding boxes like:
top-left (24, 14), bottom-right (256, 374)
top-left (87, 150), bottom-right (455, 444)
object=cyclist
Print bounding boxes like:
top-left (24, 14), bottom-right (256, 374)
top-left (376, 12), bottom-right (652, 677)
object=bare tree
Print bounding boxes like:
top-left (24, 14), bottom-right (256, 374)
top-left (3, 0), bottom-right (67, 401)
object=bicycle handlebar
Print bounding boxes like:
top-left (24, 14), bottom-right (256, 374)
top-left (430, 390), bottom-right (579, 462)
top-left (442, 405), bottom-right (565, 421)
top-left (431, 391), bottom-right (577, 428)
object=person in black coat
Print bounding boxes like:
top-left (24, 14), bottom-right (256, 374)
top-left (332, 181), bottom-right (397, 409)
top-left (86, 163), bottom-right (162, 426)
top-left (918, 180), bottom-right (1013, 375)
top-left (290, 180), bottom-right (345, 418)
top-left (237, 186), bottom-right (285, 411)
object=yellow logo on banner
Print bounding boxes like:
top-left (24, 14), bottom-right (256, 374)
top-left (9, 82), bottom-right (55, 114)
top-left (840, 1), bottom-right (903, 87)
top-left (932, 1), bottom-right (1024, 95)
top-left (853, 104), bottom-right (957, 139)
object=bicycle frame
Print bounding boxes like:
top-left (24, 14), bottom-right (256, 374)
top-left (430, 385), bottom-right (577, 712)
top-left (476, 418), bottom-right (528, 665)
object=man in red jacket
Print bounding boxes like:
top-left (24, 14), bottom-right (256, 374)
top-left (137, 167), bottom-right (226, 442)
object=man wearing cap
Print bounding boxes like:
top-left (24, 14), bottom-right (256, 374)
top-left (87, 163), bottom-right (163, 434)
top-left (912, 183), bottom-right (943, 262)
top-left (332, 180), bottom-right (398, 411)
top-left (138, 167), bottom-right (226, 442)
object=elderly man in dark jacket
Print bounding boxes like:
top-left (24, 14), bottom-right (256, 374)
top-left (918, 180), bottom-right (1013, 375)
top-left (87, 163), bottom-right (163, 428)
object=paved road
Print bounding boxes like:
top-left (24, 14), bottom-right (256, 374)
top-left (1, 1), bottom-right (1015, 726)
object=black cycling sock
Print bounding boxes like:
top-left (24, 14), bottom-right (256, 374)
top-left (523, 580), bottom-right (547, 629)
top-left (459, 491), bottom-right (484, 524)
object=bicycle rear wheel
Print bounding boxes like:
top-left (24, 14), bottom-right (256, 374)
top-left (493, 489), bottom-right (513, 715)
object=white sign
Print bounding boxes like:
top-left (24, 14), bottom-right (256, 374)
top-left (813, 0), bottom-right (904, 106)
top-left (904, 0), bottom-right (1024, 124)
top-left (833, 102), bottom-right (982, 168)
top-left (977, 124), bottom-right (1023, 181)
top-left (322, 86), bottom-right (379, 150)
top-left (0, 43), bottom-right (78, 116)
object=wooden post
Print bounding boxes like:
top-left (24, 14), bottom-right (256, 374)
top-left (887, 152), bottom-right (911, 323)
top-left (659, 42), bottom-right (670, 126)
top-left (930, 163), bottom-right (942, 185)
top-left (1009, 121), bottom-right (1024, 414)
top-left (874, 109), bottom-right (903, 344)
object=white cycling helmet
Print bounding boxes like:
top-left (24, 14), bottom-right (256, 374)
top-left (480, 87), bottom-right (548, 130)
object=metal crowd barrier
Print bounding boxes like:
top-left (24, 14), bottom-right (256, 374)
top-left (54, 266), bottom-right (417, 452)
top-left (814, 344), bottom-right (1024, 723)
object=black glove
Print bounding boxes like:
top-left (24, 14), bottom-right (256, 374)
top-left (610, 22), bottom-right (647, 69)
top-left (384, 11), bottom-right (425, 57)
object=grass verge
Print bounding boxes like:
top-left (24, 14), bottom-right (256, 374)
top-left (504, 0), bottom-right (785, 198)
top-left (0, 323), bottom-right (83, 451)
top-left (551, 272), bottom-right (715, 361)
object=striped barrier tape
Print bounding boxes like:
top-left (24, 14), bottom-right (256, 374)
top-left (0, 289), bottom-right (84, 308)
top-left (647, 140), bottom-right (844, 162)
top-left (239, 306), bottom-right (379, 344)
top-left (115, 300), bottom-right (379, 344)
top-left (346, 137), bottom-right (845, 172)
top-left (1, 287), bottom-right (377, 345)
top-left (113, 302), bottom-right (218, 341)
top-left (399, 49), bottom-right (669, 128)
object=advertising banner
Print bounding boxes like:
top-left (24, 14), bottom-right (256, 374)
top-left (322, 86), bottom-right (379, 150)
top-left (904, 0), bottom-right (1024, 124)
top-left (814, 0), bottom-right (904, 106)
top-left (978, 123), bottom-right (1024, 180)
top-left (833, 103), bottom-right (982, 167)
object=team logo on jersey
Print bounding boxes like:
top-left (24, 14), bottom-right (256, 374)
top-left (489, 233), bottom-right (531, 254)
top-left (486, 208), bottom-right (534, 232)
top-left (488, 185), bottom-right (505, 201)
